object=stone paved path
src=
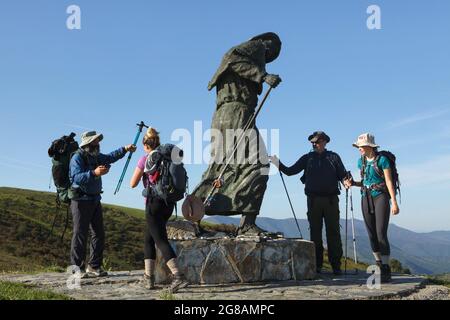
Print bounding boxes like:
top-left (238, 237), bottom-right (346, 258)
top-left (0, 270), bottom-right (429, 300)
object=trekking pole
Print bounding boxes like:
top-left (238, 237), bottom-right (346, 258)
top-left (203, 86), bottom-right (273, 206)
top-left (279, 171), bottom-right (303, 239)
top-left (114, 121), bottom-right (149, 195)
top-left (350, 188), bottom-right (358, 274)
top-left (344, 188), bottom-right (349, 275)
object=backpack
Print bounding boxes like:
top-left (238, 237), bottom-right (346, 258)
top-left (300, 151), bottom-right (340, 185)
top-left (48, 133), bottom-right (80, 204)
top-left (144, 144), bottom-right (188, 204)
top-left (361, 150), bottom-right (401, 199)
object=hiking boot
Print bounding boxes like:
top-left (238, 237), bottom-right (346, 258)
top-left (86, 265), bottom-right (108, 277)
top-left (169, 273), bottom-right (189, 293)
top-left (143, 273), bottom-right (156, 290)
top-left (332, 268), bottom-right (342, 276)
top-left (381, 264), bottom-right (392, 283)
top-left (331, 263), bottom-right (342, 276)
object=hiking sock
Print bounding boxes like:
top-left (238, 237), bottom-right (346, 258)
top-left (144, 259), bottom-right (156, 276)
top-left (373, 252), bottom-right (382, 262)
top-left (166, 258), bottom-right (180, 276)
top-left (381, 255), bottom-right (390, 265)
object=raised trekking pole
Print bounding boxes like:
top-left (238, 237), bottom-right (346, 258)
top-left (279, 171), bottom-right (303, 239)
top-left (114, 121), bottom-right (149, 195)
top-left (350, 187), bottom-right (358, 274)
top-left (204, 86), bottom-right (273, 206)
top-left (344, 188), bottom-right (349, 275)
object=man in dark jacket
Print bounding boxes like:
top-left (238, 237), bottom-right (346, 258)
top-left (270, 131), bottom-right (351, 274)
top-left (69, 131), bottom-right (136, 277)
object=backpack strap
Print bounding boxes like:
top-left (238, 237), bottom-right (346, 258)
top-left (300, 152), bottom-right (314, 184)
top-left (371, 153), bottom-right (385, 180)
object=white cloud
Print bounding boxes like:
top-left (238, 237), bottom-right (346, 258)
top-left (386, 109), bottom-right (450, 129)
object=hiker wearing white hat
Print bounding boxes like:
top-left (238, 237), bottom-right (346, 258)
top-left (348, 133), bottom-right (400, 283)
top-left (69, 131), bottom-right (136, 278)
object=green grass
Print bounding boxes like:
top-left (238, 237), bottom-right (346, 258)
top-left (0, 187), bottom-right (146, 273)
top-left (427, 274), bottom-right (450, 288)
top-left (0, 281), bottom-right (71, 300)
top-left (159, 290), bottom-right (178, 300)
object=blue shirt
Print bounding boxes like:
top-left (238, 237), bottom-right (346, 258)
top-left (69, 147), bottom-right (127, 201)
top-left (358, 155), bottom-right (391, 197)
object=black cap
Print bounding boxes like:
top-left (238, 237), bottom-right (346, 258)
top-left (308, 131), bottom-right (330, 143)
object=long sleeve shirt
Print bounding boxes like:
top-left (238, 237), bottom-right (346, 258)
top-left (279, 150), bottom-right (348, 196)
top-left (69, 147), bottom-right (127, 201)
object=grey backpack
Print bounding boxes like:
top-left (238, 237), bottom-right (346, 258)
top-left (143, 144), bottom-right (188, 204)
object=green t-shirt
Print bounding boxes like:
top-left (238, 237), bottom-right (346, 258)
top-left (357, 155), bottom-right (391, 197)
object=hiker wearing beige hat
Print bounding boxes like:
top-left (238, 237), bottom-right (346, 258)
top-left (130, 127), bottom-right (189, 293)
top-left (348, 133), bottom-right (400, 283)
top-left (69, 131), bottom-right (136, 278)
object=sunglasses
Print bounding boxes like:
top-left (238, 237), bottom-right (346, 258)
top-left (311, 140), bottom-right (323, 145)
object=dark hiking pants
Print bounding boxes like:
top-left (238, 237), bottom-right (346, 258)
top-left (361, 192), bottom-right (391, 256)
top-left (307, 195), bottom-right (343, 270)
top-left (70, 200), bottom-right (105, 269)
top-left (144, 196), bottom-right (176, 262)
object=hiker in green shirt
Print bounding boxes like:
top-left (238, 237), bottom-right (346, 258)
top-left (348, 133), bottom-right (400, 283)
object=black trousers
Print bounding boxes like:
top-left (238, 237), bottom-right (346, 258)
top-left (361, 192), bottom-right (391, 256)
top-left (144, 197), bottom-right (176, 262)
top-left (70, 200), bottom-right (104, 269)
top-left (306, 195), bottom-right (343, 269)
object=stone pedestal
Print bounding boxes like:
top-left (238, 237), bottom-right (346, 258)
top-left (155, 238), bottom-right (316, 284)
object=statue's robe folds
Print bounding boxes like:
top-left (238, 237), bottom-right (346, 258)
top-left (192, 39), bottom-right (271, 216)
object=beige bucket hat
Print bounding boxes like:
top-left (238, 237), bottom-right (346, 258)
top-left (79, 131), bottom-right (104, 148)
top-left (352, 133), bottom-right (379, 148)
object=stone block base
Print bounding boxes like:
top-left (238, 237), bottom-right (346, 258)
top-left (155, 238), bottom-right (316, 284)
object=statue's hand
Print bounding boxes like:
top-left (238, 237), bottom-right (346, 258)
top-left (212, 178), bottom-right (224, 189)
top-left (264, 74), bottom-right (282, 88)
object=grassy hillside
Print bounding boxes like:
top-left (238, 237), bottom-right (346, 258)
top-left (0, 187), bottom-right (146, 273)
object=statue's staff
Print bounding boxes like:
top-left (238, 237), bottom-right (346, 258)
top-left (204, 86), bottom-right (273, 207)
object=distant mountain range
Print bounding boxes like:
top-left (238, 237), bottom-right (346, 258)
top-left (205, 216), bottom-right (450, 275)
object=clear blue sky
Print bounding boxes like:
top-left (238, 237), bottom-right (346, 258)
top-left (1, 0), bottom-right (449, 232)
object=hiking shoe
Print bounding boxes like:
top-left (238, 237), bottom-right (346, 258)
top-left (169, 273), bottom-right (189, 293)
top-left (143, 273), bottom-right (156, 290)
top-left (86, 265), bottom-right (108, 277)
top-left (381, 264), bottom-right (392, 283)
top-left (80, 268), bottom-right (89, 279)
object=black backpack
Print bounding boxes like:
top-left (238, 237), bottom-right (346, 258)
top-left (300, 151), bottom-right (340, 184)
top-left (361, 150), bottom-right (401, 199)
top-left (143, 144), bottom-right (188, 204)
top-left (48, 133), bottom-right (80, 204)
